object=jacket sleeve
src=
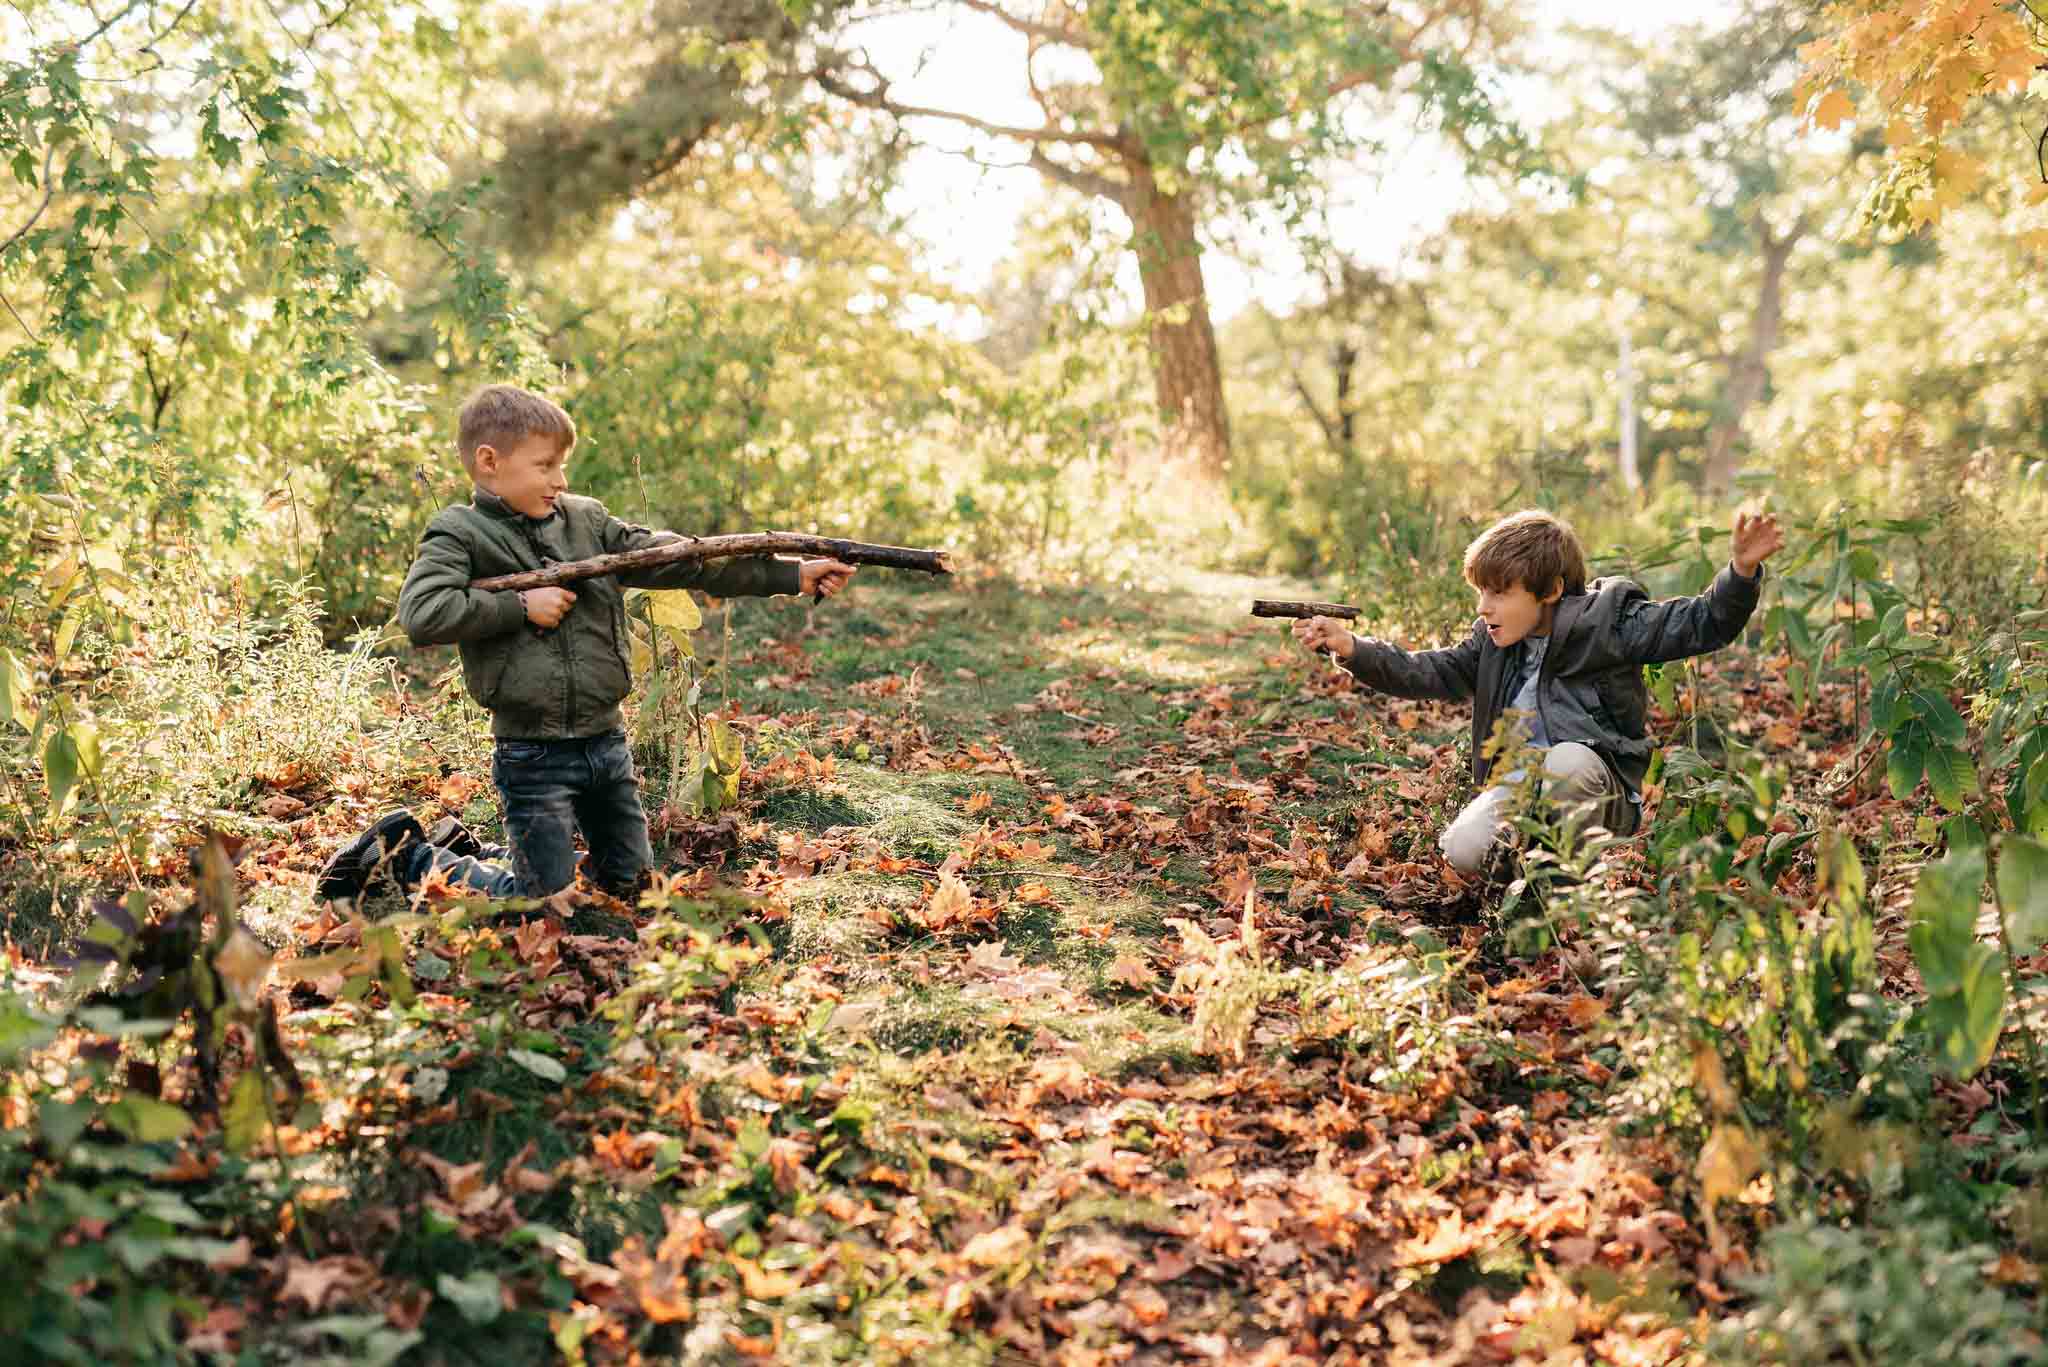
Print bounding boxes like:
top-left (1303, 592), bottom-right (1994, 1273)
top-left (1610, 563), bottom-right (1764, 665)
top-left (601, 517), bottom-right (803, 598)
top-left (1341, 620), bottom-right (1485, 701)
top-left (397, 517), bottom-right (527, 646)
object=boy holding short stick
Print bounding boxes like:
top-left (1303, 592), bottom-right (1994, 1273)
top-left (1293, 508), bottom-right (1783, 878)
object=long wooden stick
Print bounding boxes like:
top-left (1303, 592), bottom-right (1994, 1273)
top-left (471, 533), bottom-right (954, 592)
top-left (1250, 599), bottom-right (1361, 620)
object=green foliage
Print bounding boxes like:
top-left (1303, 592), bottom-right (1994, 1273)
top-left (0, 1158), bottom-right (220, 1366)
top-left (1908, 847), bottom-right (2000, 1079)
top-left (1970, 608), bottom-right (2048, 842)
top-left (0, 563), bottom-right (412, 887)
top-left (1584, 746), bottom-right (1903, 1144)
top-left (1905, 836), bottom-right (2048, 1084)
top-left (1713, 1201), bottom-right (2044, 1366)
top-left (552, 162), bottom-right (1148, 579)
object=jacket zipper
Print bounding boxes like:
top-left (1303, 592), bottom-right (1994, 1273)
top-left (521, 520), bottom-right (575, 733)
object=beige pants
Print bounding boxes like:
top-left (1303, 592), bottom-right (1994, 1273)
top-left (1439, 741), bottom-right (1619, 875)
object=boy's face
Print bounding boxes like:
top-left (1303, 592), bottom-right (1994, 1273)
top-left (474, 434), bottom-right (571, 519)
top-left (1476, 577), bottom-right (1563, 647)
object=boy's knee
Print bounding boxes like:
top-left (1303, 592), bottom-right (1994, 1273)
top-left (1542, 742), bottom-right (1612, 801)
top-left (1441, 824), bottom-right (1494, 875)
top-left (1440, 792), bottom-right (1508, 874)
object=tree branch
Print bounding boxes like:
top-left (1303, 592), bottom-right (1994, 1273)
top-left (1027, 145), bottom-right (1125, 203)
top-left (956, 0), bottom-right (1095, 50)
top-left (0, 143), bottom-right (57, 262)
top-left (813, 63), bottom-right (1121, 152)
top-left (75, 0), bottom-right (145, 50)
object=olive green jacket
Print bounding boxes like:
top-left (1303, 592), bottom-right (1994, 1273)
top-left (397, 490), bottom-right (799, 738)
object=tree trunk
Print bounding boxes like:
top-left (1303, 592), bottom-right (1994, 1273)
top-left (1333, 337), bottom-right (1358, 447)
top-left (1615, 319), bottom-right (1641, 494)
top-left (1703, 212), bottom-right (1807, 495)
top-left (1122, 162), bottom-right (1231, 478)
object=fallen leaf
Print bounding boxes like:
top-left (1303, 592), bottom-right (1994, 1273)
top-left (1693, 1042), bottom-right (1740, 1118)
top-left (1121, 1284), bottom-right (1170, 1327)
top-left (214, 928), bottom-right (274, 1011)
top-left (1987, 1253), bottom-right (2040, 1286)
top-left (185, 1305), bottom-right (246, 1353)
top-left (966, 940), bottom-right (1022, 977)
top-left (730, 1254), bottom-right (802, 1298)
top-left (961, 1223), bottom-right (1032, 1267)
top-left (1106, 954), bottom-right (1156, 989)
top-left (1563, 994), bottom-right (1607, 1029)
top-left (920, 872), bottom-right (981, 931)
top-left (278, 1254), bottom-right (376, 1312)
top-left (1697, 1124), bottom-right (1764, 1257)
top-left (1144, 1246), bottom-right (1194, 1282)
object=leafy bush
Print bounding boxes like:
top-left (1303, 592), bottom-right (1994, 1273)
top-left (1, 568), bottom-right (418, 884)
top-left (1712, 1201), bottom-right (2045, 1366)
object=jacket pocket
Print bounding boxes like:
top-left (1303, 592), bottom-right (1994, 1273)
top-left (467, 644), bottom-right (510, 709)
top-left (1593, 668), bottom-right (1652, 755)
top-left (612, 602), bottom-right (634, 683)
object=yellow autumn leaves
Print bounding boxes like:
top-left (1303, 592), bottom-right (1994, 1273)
top-left (1799, 0), bottom-right (2048, 239)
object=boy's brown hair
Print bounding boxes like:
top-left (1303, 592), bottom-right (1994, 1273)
top-left (457, 383), bottom-right (576, 475)
top-left (1462, 509), bottom-right (1588, 597)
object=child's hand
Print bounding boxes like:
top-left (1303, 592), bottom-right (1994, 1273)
top-left (521, 587), bottom-right (577, 629)
top-left (799, 559), bottom-right (856, 600)
top-left (1291, 615), bottom-right (1353, 662)
top-left (1731, 506), bottom-right (1785, 578)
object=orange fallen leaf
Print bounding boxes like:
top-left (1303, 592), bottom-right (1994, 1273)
top-left (159, 1148), bottom-right (222, 1183)
top-left (919, 872), bottom-right (981, 931)
top-left (1987, 1253), bottom-right (2040, 1286)
top-left (1121, 1284), bottom-right (1170, 1327)
top-left (1563, 994), bottom-right (1607, 1029)
top-left (729, 1255), bottom-right (801, 1299)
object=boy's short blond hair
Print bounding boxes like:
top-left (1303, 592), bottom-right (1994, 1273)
top-left (1463, 509), bottom-right (1588, 597)
top-left (457, 383), bottom-right (576, 475)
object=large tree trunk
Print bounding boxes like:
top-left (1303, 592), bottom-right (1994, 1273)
top-left (1703, 212), bottom-right (1807, 494)
top-left (1122, 162), bottom-right (1231, 478)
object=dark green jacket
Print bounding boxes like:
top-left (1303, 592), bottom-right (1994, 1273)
top-left (397, 490), bottom-right (800, 738)
top-left (1342, 563), bottom-right (1764, 801)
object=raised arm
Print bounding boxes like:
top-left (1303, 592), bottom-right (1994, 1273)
top-left (398, 518), bottom-right (526, 646)
top-left (1341, 620), bottom-right (1486, 701)
top-left (1610, 564), bottom-right (1764, 665)
top-left (602, 517), bottom-right (802, 598)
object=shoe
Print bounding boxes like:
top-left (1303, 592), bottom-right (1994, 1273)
top-left (423, 816), bottom-right (484, 859)
top-left (1479, 840), bottom-right (1522, 891)
top-left (317, 810), bottom-right (426, 900)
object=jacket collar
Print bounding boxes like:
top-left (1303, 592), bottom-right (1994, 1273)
top-left (471, 487), bottom-right (556, 526)
top-left (1550, 588), bottom-right (1593, 646)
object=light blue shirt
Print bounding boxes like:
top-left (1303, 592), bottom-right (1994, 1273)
top-left (1507, 635), bottom-right (1551, 748)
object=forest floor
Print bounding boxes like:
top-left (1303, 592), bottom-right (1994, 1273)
top-left (6, 568), bottom-right (2023, 1365)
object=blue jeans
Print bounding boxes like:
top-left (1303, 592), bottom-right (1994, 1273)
top-left (406, 731), bottom-right (655, 899)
